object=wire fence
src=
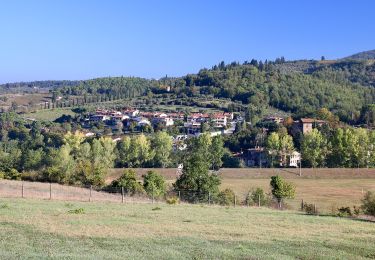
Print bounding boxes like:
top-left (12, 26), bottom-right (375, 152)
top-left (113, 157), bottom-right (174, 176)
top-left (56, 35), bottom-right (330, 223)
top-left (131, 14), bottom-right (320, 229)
top-left (0, 179), bottom-right (286, 208)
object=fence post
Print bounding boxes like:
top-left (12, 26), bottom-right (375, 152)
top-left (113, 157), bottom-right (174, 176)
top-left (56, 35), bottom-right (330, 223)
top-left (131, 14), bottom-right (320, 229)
top-left (301, 199), bottom-right (304, 211)
top-left (208, 192), bottom-right (211, 205)
top-left (49, 182), bottom-right (52, 200)
top-left (21, 181), bottom-right (24, 198)
top-left (122, 187), bottom-right (124, 203)
top-left (234, 195), bottom-right (236, 207)
top-left (178, 191), bottom-right (181, 201)
top-left (89, 185), bottom-right (92, 202)
top-left (258, 194), bottom-right (261, 207)
top-left (152, 185), bottom-right (154, 204)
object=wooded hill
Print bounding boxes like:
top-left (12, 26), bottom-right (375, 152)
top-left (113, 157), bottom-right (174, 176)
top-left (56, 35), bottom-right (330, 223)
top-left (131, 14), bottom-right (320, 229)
top-left (1, 50), bottom-right (375, 122)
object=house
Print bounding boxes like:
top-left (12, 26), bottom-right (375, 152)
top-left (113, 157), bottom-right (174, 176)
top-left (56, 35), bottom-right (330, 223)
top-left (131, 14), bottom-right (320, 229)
top-left (211, 113), bottom-right (228, 128)
top-left (264, 116), bottom-right (284, 124)
top-left (288, 151), bottom-right (301, 167)
top-left (152, 116), bottom-right (174, 127)
top-left (242, 147), bottom-right (268, 167)
top-left (184, 122), bottom-right (201, 135)
top-left (89, 114), bottom-right (110, 122)
top-left (294, 118), bottom-right (326, 134)
top-left (134, 117), bottom-right (151, 127)
top-left (123, 108), bottom-right (139, 117)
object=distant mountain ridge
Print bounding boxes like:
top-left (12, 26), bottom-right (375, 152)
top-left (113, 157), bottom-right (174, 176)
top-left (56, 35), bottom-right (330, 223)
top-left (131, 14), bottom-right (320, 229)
top-left (343, 50), bottom-right (375, 60)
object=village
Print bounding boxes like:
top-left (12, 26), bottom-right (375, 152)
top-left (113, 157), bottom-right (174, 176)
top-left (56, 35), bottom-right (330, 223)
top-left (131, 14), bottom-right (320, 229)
top-left (82, 107), bottom-right (328, 168)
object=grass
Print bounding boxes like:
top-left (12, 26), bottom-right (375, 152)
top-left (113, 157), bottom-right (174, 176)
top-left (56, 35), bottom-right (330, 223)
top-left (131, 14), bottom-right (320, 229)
top-left (22, 108), bottom-right (76, 121)
top-left (0, 198), bottom-right (375, 259)
top-left (108, 168), bottom-right (375, 213)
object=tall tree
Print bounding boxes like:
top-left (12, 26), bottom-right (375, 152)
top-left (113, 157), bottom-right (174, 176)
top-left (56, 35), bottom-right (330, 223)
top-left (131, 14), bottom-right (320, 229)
top-left (301, 129), bottom-right (329, 167)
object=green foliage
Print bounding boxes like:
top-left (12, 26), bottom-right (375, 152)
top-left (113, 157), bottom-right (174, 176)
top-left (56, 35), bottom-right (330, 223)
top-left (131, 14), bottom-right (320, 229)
top-left (266, 132), bottom-right (294, 167)
top-left (301, 129), bottom-right (329, 168)
top-left (172, 61), bottom-right (375, 122)
top-left (302, 203), bottom-right (318, 215)
top-left (59, 77), bottom-right (151, 98)
top-left (151, 131), bottom-right (173, 168)
top-left (111, 169), bottom-right (144, 195)
top-left (217, 188), bottom-right (235, 206)
top-left (337, 207), bottom-right (352, 217)
top-left (166, 196), bottom-right (180, 205)
top-left (142, 171), bottom-right (166, 198)
top-left (245, 188), bottom-right (269, 206)
top-left (270, 175), bottom-right (296, 206)
top-left (361, 191), bottom-right (375, 216)
top-left (68, 208), bottom-right (85, 214)
top-left (174, 134), bottom-right (221, 202)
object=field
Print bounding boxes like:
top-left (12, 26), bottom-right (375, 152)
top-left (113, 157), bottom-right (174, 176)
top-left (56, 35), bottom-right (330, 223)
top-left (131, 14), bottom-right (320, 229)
top-left (0, 198), bottom-right (374, 259)
top-left (108, 168), bottom-right (375, 213)
top-left (22, 108), bottom-right (76, 121)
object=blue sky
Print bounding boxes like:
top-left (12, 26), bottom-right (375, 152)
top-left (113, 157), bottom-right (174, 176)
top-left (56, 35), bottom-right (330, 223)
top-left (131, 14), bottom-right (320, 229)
top-left (0, 0), bottom-right (374, 83)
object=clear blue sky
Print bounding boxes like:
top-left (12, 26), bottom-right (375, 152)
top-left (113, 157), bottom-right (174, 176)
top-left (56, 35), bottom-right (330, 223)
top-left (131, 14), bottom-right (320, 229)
top-left (0, 0), bottom-right (374, 83)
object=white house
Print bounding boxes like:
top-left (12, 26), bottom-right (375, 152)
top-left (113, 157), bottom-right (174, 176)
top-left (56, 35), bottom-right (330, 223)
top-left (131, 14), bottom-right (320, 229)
top-left (289, 151), bottom-right (301, 167)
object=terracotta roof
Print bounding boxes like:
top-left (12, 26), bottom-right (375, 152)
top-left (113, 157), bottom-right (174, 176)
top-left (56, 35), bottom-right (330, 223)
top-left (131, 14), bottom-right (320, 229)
top-left (300, 118), bottom-right (326, 123)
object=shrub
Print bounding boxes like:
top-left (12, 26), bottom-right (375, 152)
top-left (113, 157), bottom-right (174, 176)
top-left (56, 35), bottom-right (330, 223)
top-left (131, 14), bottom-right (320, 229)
top-left (337, 207), bottom-right (352, 217)
top-left (143, 171), bottom-right (166, 198)
top-left (4, 169), bottom-right (21, 180)
top-left (68, 208), bottom-right (85, 214)
top-left (302, 203), bottom-right (318, 215)
top-left (361, 191), bottom-right (375, 216)
top-left (244, 187), bottom-right (269, 206)
top-left (353, 205), bottom-right (361, 216)
top-left (110, 169), bottom-right (144, 195)
top-left (270, 175), bottom-right (295, 208)
top-left (0, 171), bottom-right (5, 179)
top-left (166, 196), bottom-right (179, 205)
top-left (217, 188), bottom-right (235, 206)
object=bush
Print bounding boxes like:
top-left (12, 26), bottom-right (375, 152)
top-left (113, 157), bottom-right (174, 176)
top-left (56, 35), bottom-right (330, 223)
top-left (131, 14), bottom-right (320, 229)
top-left (68, 208), bottom-right (85, 214)
top-left (110, 169), bottom-right (144, 195)
top-left (217, 188), bottom-right (235, 206)
top-left (143, 171), bottom-right (166, 198)
top-left (337, 207), bottom-right (352, 217)
top-left (361, 191), bottom-right (375, 216)
top-left (302, 203), bottom-right (318, 215)
top-left (4, 169), bottom-right (21, 180)
top-left (166, 196), bottom-right (179, 205)
top-left (0, 171), bottom-right (5, 179)
top-left (244, 188), bottom-right (269, 206)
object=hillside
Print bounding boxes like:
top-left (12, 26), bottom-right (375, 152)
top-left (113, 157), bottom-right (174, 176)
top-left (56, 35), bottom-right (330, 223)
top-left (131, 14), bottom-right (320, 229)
top-left (343, 49), bottom-right (375, 60)
top-left (1, 52), bottom-right (375, 122)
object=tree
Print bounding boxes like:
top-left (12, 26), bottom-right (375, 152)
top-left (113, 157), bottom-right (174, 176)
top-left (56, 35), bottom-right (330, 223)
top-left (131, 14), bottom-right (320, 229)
top-left (270, 175), bottom-right (295, 208)
top-left (279, 135), bottom-right (294, 166)
top-left (361, 191), bottom-right (375, 216)
top-left (143, 171), bottom-right (166, 198)
top-left (266, 132), bottom-right (294, 167)
top-left (115, 136), bottom-right (132, 167)
top-left (131, 134), bottom-right (154, 167)
top-left (111, 169), bottom-right (144, 195)
top-left (151, 132), bottom-right (173, 168)
top-left (174, 134), bottom-right (221, 202)
top-left (266, 132), bottom-right (280, 167)
top-left (210, 135), bottom-right (224, 170)
top-left (301, 129), bottom-right (329, 167)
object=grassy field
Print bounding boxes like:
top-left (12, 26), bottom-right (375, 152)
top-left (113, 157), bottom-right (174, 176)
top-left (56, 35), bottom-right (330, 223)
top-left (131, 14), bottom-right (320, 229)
top-left (0, 198), bottom-right (374, 259)
top-left (22, 108), bottom-right (76, 121)
top-left (108, 168), bottom-right (375, 213)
